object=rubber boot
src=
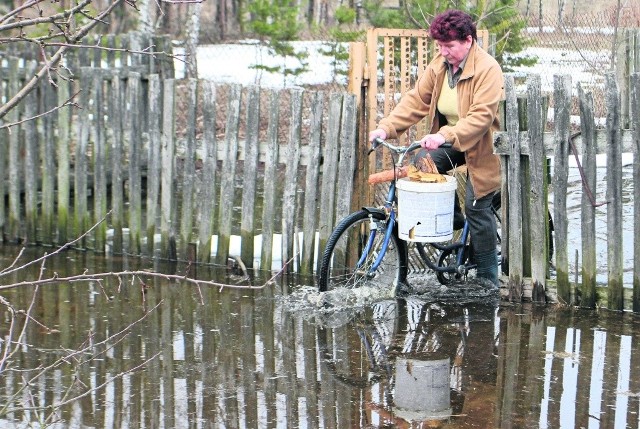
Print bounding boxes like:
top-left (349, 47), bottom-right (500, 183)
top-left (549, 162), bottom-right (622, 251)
top-left (475, 250), bottom-right (499, 288)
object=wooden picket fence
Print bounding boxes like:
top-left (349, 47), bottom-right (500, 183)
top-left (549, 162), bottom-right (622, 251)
top-left (0, 37), bottom-right (358, 276)
top-left (1, 31), bottom-right (640, 310)
top-left (494, 71), bottom-right (640, 311)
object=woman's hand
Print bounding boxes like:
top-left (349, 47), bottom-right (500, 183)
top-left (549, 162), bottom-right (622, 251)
top-left (419, 133), bottom-right (446, 150)
top-left (368, 128), bottom-right (387, 143)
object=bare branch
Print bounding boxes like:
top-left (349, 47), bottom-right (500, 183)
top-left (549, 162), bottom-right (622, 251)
top-left (0, 210), bottom-right (111, 276)
top-left (0, 90), bottom-right (81, 131)
top-left (0, 0), bottom-right (126, 121)
top-left (0, 0), bottom-right (48, 25)
top-left (0, 0), bottom-right (93, 33)
top-left (0, 301), bottom-right (163, 415)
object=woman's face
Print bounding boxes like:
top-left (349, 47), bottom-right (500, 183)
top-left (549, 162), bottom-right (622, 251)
top-left (435, 35), bottom-right (473, 68)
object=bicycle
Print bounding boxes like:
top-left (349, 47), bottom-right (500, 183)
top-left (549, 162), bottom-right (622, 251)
top-left (317, 138), bottom-right (502, 294)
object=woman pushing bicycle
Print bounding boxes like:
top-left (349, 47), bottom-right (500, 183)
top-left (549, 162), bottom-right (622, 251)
top-left (368, 9), bottom-right (504, 288)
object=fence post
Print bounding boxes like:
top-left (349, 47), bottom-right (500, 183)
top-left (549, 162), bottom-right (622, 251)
top-left (526, 74), bottom-right (548, 302)
top-left (552, 75), bottom-right (572, 304)
top-left (605, 72), bottom-right (624, 311)
top-left (504, 75), bottom-right (523, 301)
top-left (577, 83), bottom-right (598, 309)
top-left (349, 42), bottom-right (370, 216)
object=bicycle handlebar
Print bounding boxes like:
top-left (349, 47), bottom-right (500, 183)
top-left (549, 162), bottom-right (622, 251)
top-left (370, 138), bottom-right (452, 158)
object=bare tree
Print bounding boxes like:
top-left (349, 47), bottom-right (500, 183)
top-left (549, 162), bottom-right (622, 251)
top-left (184, 0), bottom-right (202, 78)
top-left (0, 0), bottom-right (198, 123)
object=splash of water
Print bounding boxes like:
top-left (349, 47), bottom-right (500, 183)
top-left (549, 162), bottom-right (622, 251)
top-left (278, 284), bottom-right (396, 328)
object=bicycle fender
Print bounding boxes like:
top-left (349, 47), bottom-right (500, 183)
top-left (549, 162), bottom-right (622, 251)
top-left (361, 207), bottom-right (386, 217)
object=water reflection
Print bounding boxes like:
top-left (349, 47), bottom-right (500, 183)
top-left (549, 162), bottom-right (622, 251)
top-left (1, 247), bottom-right (640, 428)
top-left (315, 300), bottom-right (499, 428)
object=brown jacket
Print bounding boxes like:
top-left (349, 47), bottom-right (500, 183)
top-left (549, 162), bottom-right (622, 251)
top-left (378, 41), bottom-right (504, 199)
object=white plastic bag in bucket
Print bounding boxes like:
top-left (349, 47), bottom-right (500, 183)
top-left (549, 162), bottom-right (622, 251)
top-left (396, 175), bottom-right (457, 242)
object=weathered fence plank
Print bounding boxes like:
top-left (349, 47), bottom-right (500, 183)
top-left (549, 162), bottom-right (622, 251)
top-left (553, 74), bottom-right (572, 304)
top-left (577, 83), bottom-right (597, 308)
top-left (56, 77), bottom-right (71, 245)
top-left (160, 79), bottom-right (176, 259)
top-left (8, 57), bottom-right (20, 241)
top-left (504, 75), bottom-right (524, 300)
top-left (0, 65), bottom-right (6, 235)
top-left (334, 94), bottom-right (358, 223)
top-left (605, 72), bottom-right (624, 311)
top-left (74, 69), bottom-right (91, 247)
top-left (146, 75), bottom-right (162, 256)
top-left (127, 72), bottom-right (143, 254)
top-left (517, 96), bottom-right (532, 278)
top-left (526, 74), bottom-right (547, 302)
top-left (41, 75), bottom-right (55, 244)
top-left (93, 70), bottom-right (108, 252)
top-left (300, 91), bottom-right (324, 275)
top-left (259, 91), bottom-right (280, 271)
top-left (240, 86), bottom-right (260, 268)
top-left (216, 84), bottom-right (241, 265)
top-left (632, 73), bottom-right (640, 312)
top-left (179, 78), bottom-right (198, 258)
top-left (197, 81), bottom-right (218, 263)
top-left (110, 73), bottom-right (125, 254)
top-left (281, 89), bottom-right (303, 272)
top-left (316, 93), bottom-right (343, 273)
top-left (106, 35), bottom-right (117, 68)
top-left (24, 60), bottom-right (38, 243)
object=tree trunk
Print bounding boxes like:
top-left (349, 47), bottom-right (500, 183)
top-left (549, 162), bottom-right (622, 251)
top-left (185, 2), bottom-right (202, 78)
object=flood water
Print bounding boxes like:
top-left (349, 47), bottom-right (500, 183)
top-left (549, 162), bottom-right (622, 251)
top-left (2, 245), bottom-right (640, 429)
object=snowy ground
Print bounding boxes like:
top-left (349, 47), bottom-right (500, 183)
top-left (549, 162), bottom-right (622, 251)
top-left (176, 40), bottom-right (346, 88)
top-left (176, 40), bottom-right (611, 95)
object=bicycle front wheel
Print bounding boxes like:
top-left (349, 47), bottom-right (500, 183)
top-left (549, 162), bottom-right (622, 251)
top-left (317, 210), bottom-right (408, 293)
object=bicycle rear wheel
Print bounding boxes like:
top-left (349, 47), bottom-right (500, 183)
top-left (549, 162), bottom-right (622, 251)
top-left (317, 210), bottom-right (408, 293)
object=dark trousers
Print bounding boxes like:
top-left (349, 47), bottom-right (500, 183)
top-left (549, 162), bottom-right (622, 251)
top-left (415, 147), bottom-right (499, 284)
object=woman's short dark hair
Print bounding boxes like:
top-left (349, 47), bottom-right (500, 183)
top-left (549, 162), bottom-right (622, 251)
top-left (429, 9), bottom-right (477, 42)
